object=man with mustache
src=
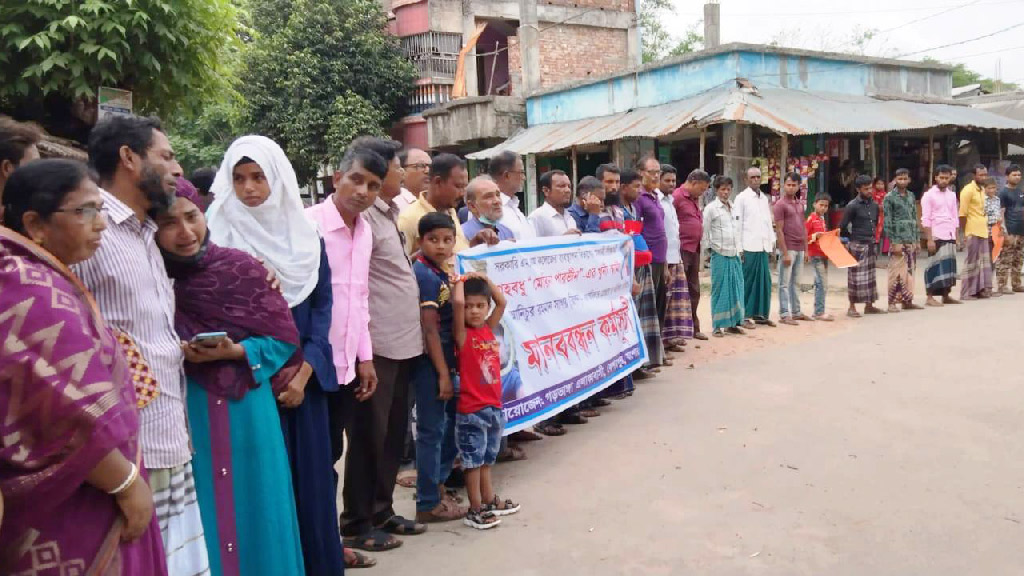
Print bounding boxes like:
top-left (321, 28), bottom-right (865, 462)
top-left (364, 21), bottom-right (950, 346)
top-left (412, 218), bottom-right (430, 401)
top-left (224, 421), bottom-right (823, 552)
top-left (74, 115), bottom-right (212, 574)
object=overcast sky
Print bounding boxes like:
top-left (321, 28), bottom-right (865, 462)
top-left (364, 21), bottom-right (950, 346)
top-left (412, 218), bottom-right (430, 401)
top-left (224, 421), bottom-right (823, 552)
top-left (663, 0), bottom-right (1024, 88)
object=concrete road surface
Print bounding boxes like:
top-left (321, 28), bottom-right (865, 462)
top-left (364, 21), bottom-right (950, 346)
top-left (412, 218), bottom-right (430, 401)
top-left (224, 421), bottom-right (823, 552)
top-left (371, 289), bottom-right (1024, 575)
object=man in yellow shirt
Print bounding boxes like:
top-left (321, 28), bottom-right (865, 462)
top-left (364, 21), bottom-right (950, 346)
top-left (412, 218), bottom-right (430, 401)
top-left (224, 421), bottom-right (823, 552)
top-left (959, 164), bottom-right (993, 299)
top-left (397, 153), bottom-right (497, 262)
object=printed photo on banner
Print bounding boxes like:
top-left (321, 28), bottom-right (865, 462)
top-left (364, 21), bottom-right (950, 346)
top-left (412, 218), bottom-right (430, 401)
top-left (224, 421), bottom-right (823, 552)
top-left (457, 234), bottom-right (649, 434)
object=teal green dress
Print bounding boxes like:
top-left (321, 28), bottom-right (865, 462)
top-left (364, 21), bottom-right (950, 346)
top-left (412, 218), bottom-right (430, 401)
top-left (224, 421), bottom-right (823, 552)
top-left (188, 336), bottom-right (306, 576)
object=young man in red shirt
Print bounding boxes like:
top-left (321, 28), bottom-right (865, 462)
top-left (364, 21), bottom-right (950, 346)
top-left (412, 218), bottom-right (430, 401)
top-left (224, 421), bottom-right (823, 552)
top-left (805, 193), bottom-right (835, 321)
top-left (453, 273), bottom-right (520, 529)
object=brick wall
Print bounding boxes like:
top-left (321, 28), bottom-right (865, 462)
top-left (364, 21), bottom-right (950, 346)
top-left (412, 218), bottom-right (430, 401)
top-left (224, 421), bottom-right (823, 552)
top-left (537, 24), bottom-right (629, 89)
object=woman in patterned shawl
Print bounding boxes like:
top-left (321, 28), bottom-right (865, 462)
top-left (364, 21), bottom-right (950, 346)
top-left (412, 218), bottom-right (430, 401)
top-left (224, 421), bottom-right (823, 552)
top-left (0, 159), bottom-right (167, 575)
top-left (156, 177), bottom-right (307, 576)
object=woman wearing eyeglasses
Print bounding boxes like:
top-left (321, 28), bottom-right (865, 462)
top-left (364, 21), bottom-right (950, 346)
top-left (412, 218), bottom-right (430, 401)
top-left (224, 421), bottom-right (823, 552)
top-left (0, 159), bottom-right (167, 574)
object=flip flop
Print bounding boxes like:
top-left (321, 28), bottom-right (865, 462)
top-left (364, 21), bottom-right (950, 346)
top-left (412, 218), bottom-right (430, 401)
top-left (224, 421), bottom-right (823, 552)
top-left (534, 423), bottom-right (566, 436)
top-left (345, 550), bottom-right (377, 569)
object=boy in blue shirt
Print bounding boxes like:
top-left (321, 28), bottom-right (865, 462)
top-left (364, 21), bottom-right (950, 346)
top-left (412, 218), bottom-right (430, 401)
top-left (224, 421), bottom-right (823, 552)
top-left (412, 212), bottom-right (466, 523)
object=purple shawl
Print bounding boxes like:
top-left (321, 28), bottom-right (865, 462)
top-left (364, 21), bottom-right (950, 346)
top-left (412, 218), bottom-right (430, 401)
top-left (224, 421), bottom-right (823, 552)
top-left (165, 179), bottom-right (303, 398)
top-left (0, 228), bottom-right (167, 574)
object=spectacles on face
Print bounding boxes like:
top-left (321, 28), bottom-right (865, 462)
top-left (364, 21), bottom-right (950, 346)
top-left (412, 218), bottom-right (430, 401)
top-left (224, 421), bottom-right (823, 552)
top-left (748, 174), bottom-right (762, 180)
top-left (506, 170), bottom-right (526, 177)
top-left (55, 204), bottom-right (106, 223)
top-left (643, 170), bottom-right (662, 176)
top-left (405, 163), bottom-right (431, 171)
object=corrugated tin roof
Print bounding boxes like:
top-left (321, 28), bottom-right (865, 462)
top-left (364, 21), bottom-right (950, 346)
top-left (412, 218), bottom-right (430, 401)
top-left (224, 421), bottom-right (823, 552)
top-left (467, 87), bottom-right (1024, 159)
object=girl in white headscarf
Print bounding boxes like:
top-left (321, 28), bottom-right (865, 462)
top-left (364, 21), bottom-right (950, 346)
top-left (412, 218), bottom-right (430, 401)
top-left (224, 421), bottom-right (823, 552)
top-left (207, 135), bottom-right (321, 307)
top-left (208, 136), bottom-right (369, 572)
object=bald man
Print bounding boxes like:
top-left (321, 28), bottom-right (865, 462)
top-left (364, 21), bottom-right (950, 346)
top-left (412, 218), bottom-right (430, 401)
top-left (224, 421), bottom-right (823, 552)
top-left (462, 175), bottom-right (515, 241)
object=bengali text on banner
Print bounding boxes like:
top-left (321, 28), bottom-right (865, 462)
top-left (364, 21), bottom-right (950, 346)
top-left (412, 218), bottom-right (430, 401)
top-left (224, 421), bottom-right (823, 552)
top-left (456, 233), bottom-right (649, 434)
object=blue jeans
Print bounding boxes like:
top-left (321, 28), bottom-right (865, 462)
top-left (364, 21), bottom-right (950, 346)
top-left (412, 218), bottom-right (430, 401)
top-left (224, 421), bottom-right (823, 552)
top-left (777, 249), bottom-right (805, 318)
top-left (811, 256), bottom-right (828, 316)
top-left (456, 407), bottom-right (505, 469)
top-left (414, 357), bottom-right (458, 512)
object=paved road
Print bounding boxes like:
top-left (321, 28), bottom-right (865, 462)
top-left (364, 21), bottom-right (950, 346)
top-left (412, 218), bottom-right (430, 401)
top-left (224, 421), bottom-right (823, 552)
top-left (373, 290), bottom-right (1024, 575)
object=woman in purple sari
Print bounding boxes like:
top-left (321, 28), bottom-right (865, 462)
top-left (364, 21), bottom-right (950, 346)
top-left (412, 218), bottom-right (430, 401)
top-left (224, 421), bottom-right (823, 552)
top-left (0, 159), bottom-right (167, 575)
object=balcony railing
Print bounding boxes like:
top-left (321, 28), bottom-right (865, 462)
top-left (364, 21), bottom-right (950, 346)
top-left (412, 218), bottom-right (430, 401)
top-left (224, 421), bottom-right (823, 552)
top-left (401, 32), bottom-right (461, 79)
top-left (408, 83), bottom-right (453, 115)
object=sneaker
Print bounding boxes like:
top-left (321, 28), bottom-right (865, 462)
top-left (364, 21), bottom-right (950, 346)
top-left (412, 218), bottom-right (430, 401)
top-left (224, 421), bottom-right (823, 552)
top-left (484, 496), bottom-right (521, 517)
top-left (464, 508), bottom-right (501, 530)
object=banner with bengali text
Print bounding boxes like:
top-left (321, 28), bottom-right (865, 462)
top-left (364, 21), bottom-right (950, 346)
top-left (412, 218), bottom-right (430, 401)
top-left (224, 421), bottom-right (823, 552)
top-left (456, 233), bottom-right (648, 434)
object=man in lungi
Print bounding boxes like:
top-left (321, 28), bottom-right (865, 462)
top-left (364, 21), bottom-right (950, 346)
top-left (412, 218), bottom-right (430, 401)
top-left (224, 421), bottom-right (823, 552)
top-left (840, 175), bottom-right (886, 317)
top-left (882, 168), bottom-right (925, 312)
top-left (996, 164), bottom-right (1024, 294)
top-left (921, 165), bottom-right (962, 306)
top-left (703, 176), bottom-right (746, 337)
top-left (959, 164), bottom-right (994, 299)
top-left (735, 166), bottom-right (777, 327)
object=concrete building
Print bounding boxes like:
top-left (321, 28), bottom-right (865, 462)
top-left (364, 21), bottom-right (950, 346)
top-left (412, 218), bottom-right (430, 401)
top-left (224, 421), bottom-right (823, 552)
top-left (388, 0), bottom-right (641, 151)
top-left (468, 32), bottom-right (1024, 214)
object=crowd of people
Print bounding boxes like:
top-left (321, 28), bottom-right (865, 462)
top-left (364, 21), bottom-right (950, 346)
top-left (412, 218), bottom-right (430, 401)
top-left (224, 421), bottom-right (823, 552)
top-left (1, 111), bottom-right (1023, 576)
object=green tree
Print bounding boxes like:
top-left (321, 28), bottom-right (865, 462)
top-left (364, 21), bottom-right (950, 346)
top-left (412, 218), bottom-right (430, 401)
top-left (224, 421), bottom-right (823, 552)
top-left (638, 0), bottom-right (704, 63)
top-left (0, 0), bottom-right (239, 140)
top-left (922, 58), bottom-right (1020, 93)
top-left (242, 0), bottom-right (416, 185)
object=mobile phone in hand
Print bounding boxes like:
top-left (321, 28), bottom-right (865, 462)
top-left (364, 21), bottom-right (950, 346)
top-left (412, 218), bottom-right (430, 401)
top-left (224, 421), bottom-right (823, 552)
top-left (191, 332), bottom-right (228, 347)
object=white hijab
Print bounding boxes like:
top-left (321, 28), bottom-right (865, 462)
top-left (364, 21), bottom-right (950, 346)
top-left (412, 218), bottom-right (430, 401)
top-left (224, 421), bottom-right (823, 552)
top-left (206, 135), bottom-right (321, 307)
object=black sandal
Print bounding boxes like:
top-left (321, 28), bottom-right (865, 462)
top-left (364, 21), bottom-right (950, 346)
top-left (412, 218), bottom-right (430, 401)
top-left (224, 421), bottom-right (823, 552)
top-left (379, 515), bottom-right (426, 536)
top-left (343, 529), bottom-right (402, 552)
top-left (534, 422), bottom-right (566, 436)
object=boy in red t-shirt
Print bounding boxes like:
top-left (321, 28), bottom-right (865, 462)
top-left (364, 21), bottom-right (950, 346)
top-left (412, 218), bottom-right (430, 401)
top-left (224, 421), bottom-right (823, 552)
top-left (453, 273), bottom-right (520, 529)
top-left (805, 194), bottom-right (835, 321)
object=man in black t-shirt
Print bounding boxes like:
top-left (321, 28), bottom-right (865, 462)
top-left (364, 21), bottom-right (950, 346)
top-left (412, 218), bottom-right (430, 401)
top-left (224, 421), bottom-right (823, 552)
top-left (996, 164), bottom-right (1024, 293)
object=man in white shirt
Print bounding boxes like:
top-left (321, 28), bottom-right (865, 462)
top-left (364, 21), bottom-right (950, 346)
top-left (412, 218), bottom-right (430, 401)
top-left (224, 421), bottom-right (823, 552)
top-left (488, 151), bottom-right (536, 240)
top-left (733, 166), bottom-right (777, 327)
top-left (529, 170), bottom-right (579, 237)
top-left (396, 148), bottom-right (431, 211)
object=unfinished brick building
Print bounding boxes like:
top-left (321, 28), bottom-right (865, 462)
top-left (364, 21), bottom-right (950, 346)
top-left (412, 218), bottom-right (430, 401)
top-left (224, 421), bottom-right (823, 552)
top-left (387, 0), bottom-right (640, 153)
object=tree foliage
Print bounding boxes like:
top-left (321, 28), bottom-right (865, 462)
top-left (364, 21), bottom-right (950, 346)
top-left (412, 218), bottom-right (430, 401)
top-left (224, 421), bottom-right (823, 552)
top-left (242, 0), bottom-right (416, 185)
top-left (638, 0), bottom-right (704, 63)
top-left (0, 0), bottom-right (239, 139)
top-left (922, 58), bottom-right (1020, 92)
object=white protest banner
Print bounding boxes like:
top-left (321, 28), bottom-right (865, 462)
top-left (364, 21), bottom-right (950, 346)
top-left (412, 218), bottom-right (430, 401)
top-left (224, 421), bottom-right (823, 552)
top-left (456, 233), bottom-right (649, 434)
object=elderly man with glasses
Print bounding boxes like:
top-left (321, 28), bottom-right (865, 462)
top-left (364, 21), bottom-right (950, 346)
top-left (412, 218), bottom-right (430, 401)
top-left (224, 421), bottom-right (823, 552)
top-left (734, 166), bottom-right (778, 328)
top-left (396, 148), bottom-right (432, 211)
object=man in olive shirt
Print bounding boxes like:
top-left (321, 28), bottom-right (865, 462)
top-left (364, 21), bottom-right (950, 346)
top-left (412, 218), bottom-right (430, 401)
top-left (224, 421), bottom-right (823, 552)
top-left (997, 164), bottom-right (1024, 294)
top-left (883, 168), bottom-right (924, 311)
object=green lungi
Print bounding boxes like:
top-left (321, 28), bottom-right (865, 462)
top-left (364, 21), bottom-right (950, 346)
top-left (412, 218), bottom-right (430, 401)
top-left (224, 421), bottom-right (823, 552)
top-left (742, 250), bottom-right (772, 319)
top-left (711, 251), bottom-right (745, 330)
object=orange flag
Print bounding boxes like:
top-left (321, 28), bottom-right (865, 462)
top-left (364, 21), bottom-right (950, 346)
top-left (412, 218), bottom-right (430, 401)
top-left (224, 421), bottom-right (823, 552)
top-left (817, 229), bottom-right (859, 269)
top-left (992, 222), bottom-right (1004, 262)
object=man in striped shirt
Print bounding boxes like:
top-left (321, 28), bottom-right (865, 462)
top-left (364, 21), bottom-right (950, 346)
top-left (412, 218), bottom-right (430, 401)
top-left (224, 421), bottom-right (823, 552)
top-left (75, 115), bottom-right (211, 575)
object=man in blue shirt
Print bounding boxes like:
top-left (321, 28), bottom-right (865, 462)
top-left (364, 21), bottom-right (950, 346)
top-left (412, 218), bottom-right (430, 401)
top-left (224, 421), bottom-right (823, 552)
top-left (462, 175), bottom-right (515, 241)
top-left (568, 176), bottom-right (605, 232)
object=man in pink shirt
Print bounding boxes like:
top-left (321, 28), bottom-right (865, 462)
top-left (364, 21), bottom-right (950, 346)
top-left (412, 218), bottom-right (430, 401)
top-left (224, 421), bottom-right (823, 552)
top-left (921, 164), bottom-right (962, 307)
top-left (306, 145), bottom-right (388, 549)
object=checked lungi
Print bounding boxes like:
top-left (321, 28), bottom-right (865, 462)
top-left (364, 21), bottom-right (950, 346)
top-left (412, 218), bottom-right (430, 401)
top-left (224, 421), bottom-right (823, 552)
top-left (996, 234), bottom-right (1024, 290)
top-left (847, 241), bottom-right (878, 304)
top-left (887, 243), bottom-right (917, 306)
top-left (924, 240), bottom-right (958, 297)
top-left (634, 264), bottom-right (664, 367)
top-left (662, 262), bottom-right (695, 345)
top-left (960, 235), bottom-right (993, 299)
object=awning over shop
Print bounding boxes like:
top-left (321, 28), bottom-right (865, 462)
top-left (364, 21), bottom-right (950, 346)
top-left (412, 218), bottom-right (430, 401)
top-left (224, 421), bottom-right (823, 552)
top-left (467, 87), bottom-right (1024, 159)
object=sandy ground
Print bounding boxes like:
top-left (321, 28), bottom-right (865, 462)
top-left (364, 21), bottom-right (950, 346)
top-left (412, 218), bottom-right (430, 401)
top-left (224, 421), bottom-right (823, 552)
top-left (350, 254), bottom-right (1024, 575)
